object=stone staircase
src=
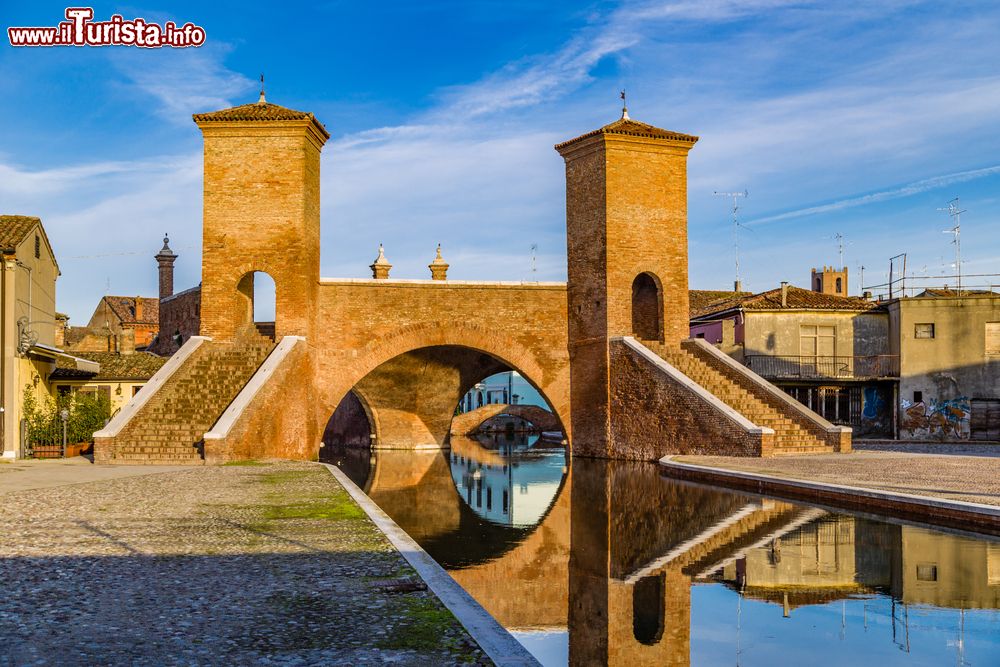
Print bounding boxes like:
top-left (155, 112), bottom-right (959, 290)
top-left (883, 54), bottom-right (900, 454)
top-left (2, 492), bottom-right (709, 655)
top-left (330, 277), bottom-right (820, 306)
top-left (97, 340), bottom-right (273, 464)
top-left (640, 339), bottom-right (837, 455)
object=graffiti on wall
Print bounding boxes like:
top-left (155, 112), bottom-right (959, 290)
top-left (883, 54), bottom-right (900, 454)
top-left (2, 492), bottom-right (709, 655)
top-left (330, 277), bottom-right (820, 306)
top-left (857, 385), bottom-right (891, 436)
top-left (900, 396), bottom-right (971, 440)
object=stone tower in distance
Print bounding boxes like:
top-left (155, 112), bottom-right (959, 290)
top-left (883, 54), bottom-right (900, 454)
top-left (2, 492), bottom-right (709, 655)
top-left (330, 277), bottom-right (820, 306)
top-left (811, 266), bottom-right (849, 297)
top-left (556, 110), bottom-right (698, 457)
top-left (193, 94), bottom-right (329, 341)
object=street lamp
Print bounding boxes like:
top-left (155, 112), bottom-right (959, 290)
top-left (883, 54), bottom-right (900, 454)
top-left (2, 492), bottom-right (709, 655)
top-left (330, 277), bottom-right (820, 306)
top-left (60, 408), bottom-right (69, 458)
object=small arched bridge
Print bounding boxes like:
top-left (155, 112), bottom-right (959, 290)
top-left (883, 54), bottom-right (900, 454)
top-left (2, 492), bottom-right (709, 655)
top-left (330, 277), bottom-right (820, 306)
top-left (450, 404), bottom-right (564, 436)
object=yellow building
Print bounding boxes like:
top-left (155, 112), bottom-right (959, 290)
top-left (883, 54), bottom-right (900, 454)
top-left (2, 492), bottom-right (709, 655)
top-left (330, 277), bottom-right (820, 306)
top-left (1, 215), bottom-right (97, 459)
top-left (49, 351), bottom-right (167, 415)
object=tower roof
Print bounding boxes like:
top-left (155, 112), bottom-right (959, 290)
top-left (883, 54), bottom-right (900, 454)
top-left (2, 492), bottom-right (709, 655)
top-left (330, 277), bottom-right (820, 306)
top-left (192, 101), bottom-right (330, 139)
top-left (555, 116), bottom-right (698, 151)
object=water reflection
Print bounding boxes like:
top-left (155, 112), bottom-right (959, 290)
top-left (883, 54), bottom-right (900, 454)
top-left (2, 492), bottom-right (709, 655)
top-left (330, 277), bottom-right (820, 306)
top-left (449, 433), bottom-right (567, 527)
top-left (331, 440), bottom-right (1000, 666)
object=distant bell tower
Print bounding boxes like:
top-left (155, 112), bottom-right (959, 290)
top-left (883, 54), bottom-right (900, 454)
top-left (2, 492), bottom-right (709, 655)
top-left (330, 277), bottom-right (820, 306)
top-left (811, 266), bottom-right (849, 297)
top-left (155, 234), bottom-right (177, 299)
top-left (556, 101), bottom-right (698, 456)
top-left (193, 88), bottom-right (329, 341)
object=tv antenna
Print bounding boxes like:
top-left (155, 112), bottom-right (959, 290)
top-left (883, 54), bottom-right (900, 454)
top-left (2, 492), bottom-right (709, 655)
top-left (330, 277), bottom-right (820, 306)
top-left (529, 243), bottom-right (538, 277)
top-left (835, 232), bottom-right (845, 268)
top-left (714, 189), bottom-right (749, 291)
top-left (938, 197), bottom-right (965, 293)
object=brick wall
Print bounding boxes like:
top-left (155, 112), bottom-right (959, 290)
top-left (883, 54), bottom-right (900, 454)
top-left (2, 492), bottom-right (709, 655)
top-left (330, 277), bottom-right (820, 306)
top-left (197, 120), bottom-right (325, 342)
top-left (203, 341), bottom-right (314, 463)
top-left (609, 339), bottom-right (764, 459)
top-left (149, 286), bottom-right (201, 356)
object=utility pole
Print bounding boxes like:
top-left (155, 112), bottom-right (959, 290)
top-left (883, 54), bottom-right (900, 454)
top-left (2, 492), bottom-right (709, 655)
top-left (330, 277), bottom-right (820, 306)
top-left (714, 190), bottom-right (749, 291)
top-left (939, 198), bottom-right (965, 294)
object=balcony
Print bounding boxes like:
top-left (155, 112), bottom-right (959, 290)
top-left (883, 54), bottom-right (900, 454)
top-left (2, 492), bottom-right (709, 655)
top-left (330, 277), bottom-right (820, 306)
top-left (744, 354), bottom-right (899, 380)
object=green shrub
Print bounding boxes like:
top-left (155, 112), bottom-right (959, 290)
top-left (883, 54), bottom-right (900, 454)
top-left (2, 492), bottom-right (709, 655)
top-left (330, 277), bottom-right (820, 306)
top-left (22, 386), bottom-right (111, 445)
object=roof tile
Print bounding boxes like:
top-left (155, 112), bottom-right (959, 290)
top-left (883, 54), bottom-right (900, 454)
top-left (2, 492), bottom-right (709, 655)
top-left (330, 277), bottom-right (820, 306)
top-left (556, 117), bottom-right (699, 150)
top-left (0, 215), bottom-right (41, 251)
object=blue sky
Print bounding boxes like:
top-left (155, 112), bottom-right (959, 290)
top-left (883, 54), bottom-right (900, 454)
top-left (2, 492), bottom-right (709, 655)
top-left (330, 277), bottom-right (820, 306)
top-left (2, 1), bottom-right (999, 324)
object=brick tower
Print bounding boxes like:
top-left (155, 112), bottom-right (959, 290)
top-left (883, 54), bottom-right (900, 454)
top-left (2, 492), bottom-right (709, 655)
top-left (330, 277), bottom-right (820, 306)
top-left (811, 266), bottom-right (849, 296)
top-left (556, 108), bottom-right (698, 456)
top-left (193, 92), bottom-right (329, 341)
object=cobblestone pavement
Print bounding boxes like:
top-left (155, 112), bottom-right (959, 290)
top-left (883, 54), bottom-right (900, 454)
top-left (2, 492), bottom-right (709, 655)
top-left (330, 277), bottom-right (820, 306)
top-left (676, 448), bottom-right (1000, 506)
top-left (0, 461), bottom-right (490, 666)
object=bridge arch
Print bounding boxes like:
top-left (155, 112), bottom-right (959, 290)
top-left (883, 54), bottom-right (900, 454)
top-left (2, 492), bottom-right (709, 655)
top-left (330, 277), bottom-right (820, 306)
top-left (317, 321), bottom-right (570, 451)
top-left (450, 404), bottom-right (563, 436)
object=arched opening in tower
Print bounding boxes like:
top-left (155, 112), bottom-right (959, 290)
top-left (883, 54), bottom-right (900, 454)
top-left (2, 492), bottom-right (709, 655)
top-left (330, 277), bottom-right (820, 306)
top-left (632, 572), bottom-right (666, 645)
top-left (631, 272), bottom-right (662, 342)
top-left (236, 270), bottom-right (277, 341)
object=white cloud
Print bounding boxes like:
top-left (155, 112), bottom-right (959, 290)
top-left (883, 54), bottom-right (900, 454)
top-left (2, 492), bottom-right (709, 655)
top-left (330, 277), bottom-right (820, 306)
top-left (110, 44), bottom-right (255, 122)
top-left (745, 165), bottom-right (1000, 226)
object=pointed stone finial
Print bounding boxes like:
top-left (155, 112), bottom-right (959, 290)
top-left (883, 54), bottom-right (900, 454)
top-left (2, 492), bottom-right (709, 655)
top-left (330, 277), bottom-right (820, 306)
top-left (258, 73), bottom-right (266, 105)
top-left (428, 243), bottom-right (449, 281)
top-left (156, 233), bottom-right (175, 258)
top-left (370, 243), bottom-right (392, 279)
top-left (620, 89), bottom-right (629, 120)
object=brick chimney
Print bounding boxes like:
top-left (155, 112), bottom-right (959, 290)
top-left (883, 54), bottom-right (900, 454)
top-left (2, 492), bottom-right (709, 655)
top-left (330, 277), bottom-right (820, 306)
top-left (155, 234), bottom-right (177, 299)
top-left (134, 296), bottom-right (143, 321)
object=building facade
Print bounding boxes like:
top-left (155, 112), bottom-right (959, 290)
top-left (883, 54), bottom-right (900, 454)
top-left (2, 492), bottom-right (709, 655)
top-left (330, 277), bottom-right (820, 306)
top-left (49, 351), bottom-right (167, 415)
top-left (888, 292), bottom-right (1000, 441)
top-left (690, 284), bottom-right (897, 436)
top-left (1, 215), bottom-right (97, 458)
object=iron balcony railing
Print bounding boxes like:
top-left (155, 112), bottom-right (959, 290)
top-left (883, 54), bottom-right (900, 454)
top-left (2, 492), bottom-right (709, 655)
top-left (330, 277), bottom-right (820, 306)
top-left (745, 354), bottom-right (899, 380)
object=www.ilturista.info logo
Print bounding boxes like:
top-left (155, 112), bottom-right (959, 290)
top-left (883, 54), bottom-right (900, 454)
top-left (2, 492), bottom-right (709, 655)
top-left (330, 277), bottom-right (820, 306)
top-left (8, 8), bottom-right (206, 48)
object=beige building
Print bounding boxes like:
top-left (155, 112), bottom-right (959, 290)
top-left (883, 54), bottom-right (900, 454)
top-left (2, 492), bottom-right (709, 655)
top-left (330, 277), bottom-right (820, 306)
top-left (888, 292), bottom-right (1000, 440)
top-left (690, 284), bottom-right (896, 435)
top-left (1, 215), bottom-right (96, 459)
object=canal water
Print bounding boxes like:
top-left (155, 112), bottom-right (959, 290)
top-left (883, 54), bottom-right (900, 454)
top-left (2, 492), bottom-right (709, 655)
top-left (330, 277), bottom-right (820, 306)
top-left (331, 435), bottom-right (1000, 666)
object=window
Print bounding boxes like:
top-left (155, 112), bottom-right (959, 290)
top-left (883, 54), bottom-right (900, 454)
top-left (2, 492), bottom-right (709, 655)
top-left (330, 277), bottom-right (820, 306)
top-left (913, 391), bottom-right (923, 403)
top-left (914, 323), bottom-right (935, 339)
top-left (34, 235), bottom-right (40, 259)
top-left (695, 332), bottom-right (705, 339)
top-left (987, 322), bottom-right (1000, 355)
top-left (836, 277), bottom-right (843, 293)
top-left (132, 385), bottom-right (142, 397)
top-left (916, 564), bottom-right (938, 582)
top-left (800, 325), bottom-right (836, 360)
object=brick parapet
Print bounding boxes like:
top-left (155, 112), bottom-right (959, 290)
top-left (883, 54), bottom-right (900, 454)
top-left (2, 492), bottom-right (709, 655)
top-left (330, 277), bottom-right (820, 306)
top-left (608, 338), bottom-right (766, 459)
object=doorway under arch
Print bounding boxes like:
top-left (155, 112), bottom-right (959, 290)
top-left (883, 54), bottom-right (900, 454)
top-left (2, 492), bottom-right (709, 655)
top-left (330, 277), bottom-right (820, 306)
top-left (236, 270), bottom-right (276, 340)
top-left (631, 272), bottom-right (663, 342)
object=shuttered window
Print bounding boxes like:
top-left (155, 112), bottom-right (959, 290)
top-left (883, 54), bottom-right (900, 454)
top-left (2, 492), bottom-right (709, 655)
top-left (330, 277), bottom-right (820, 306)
top-left (986, 322), bottom-right (1000, 355)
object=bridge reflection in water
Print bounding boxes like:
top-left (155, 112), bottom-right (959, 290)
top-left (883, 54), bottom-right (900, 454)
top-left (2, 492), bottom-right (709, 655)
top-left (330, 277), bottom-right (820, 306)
top-left (329, 440), bottom-right (1000, 666)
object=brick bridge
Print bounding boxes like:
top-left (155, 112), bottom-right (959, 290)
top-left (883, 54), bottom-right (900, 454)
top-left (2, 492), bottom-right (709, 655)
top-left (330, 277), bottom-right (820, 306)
top-left (450, 404), bottom-right (564, 435)
top-left (94, 96), bottom-right (850, 464)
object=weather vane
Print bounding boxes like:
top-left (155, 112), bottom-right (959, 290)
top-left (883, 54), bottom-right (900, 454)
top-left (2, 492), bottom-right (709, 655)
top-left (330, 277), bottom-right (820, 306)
top-left (258, 73), bottom-right (266, 104)
top-left (620, 89), bottom-right (629, 120)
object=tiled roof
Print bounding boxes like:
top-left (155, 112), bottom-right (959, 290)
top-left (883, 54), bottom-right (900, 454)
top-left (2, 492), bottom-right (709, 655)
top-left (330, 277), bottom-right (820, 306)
top-left (192, 101), bottom-right (331, 138)
top-left (556, 117), bottom-right (699, 150)
top-left (51, 351), bottom-right (167, 381)
top-left (104, 296), bottom-right (159, 325)
top-left (0, 215), bottom-right (40, 250)
top-left (916, 288), bottom-right (999, 298)
top-left (689, 289), bottom-right (750, 318)
top-left (692, 285), bottom-right (880, 319)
